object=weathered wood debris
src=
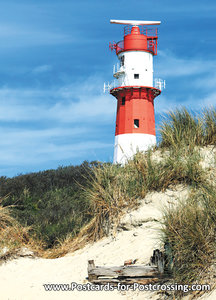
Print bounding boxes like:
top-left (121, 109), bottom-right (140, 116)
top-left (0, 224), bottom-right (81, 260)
top-left (87, 249), bottom-right (168, 284)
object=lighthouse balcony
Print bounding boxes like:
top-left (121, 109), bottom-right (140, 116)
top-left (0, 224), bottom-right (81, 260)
top-left (110, 39), bottom-right (158, 56)
top-left (113, 63), bottom-right (125, 78)
top-left (104, 78), bottom-right (165, 93)
top-left (154, 78), bottom-right (166, 91)
top-left (103, 80), bottom-right (117, 93)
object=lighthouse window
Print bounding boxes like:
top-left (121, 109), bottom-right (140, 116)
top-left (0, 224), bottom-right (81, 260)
top-left (134, 74), bottom-right (139, 79)
top-left (120, 55), bottom-right (124, 66)
top-left (121, 97), bottom-right (125, 105)
top-left (134, 119), bottom-right (139, 128)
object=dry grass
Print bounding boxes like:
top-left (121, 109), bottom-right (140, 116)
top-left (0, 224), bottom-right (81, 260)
top-left (42, 218), bottom-right (97, 259)
top-left (0, 198), bottom-right (43, 260)
top-left (0, 199), bottom-right (16, 229)
top-left (83, 163), bottom-right (139, 241)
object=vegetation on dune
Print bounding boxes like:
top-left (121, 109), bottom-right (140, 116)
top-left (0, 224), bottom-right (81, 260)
top-left (0, 162), bottom-right (96, 248)
top-left (0, 197), bottom-right (43, 257)
top-left (85, 145), bottom-right (205, 241)
top-left (158, 107), bottom-right (216, 286)
top-left (159, 107), bottom-right (216, 148)
top-left (0, 107), bottom-right (216, 292)
top-left (162, 187), bottom-right (216, 284)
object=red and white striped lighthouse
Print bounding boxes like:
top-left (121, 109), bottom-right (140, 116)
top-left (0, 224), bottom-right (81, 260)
top-left (108, 20), bottom-right (164, 164)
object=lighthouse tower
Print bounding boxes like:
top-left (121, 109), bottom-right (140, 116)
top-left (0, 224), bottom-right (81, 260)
top-left (108, 20), bottom-right (163, 164)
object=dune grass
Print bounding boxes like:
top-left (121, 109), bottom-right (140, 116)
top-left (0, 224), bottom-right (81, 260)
top-left (159, 107), bottom-right (216, 148)
top-left (203, 108), bottom-right (216, 145)
top-left (84, 142), bottom-right (205, 241)
top-left (161, 190), bottom-right (216, 284)
top-left (158, 107), bottom-right (216, 287)
top-left (159, 108), bottom-right (204, 148)
top-left (0, 197), bottom-right (42, 259)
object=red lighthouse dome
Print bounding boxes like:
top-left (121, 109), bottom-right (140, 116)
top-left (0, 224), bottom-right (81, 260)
top-left (124, 26), bottom-right (148, 51)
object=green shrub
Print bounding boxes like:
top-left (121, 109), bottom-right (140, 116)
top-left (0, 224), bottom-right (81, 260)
top-left (0, 162), bottom-right (95, 248)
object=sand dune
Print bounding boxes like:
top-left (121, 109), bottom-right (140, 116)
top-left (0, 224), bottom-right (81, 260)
top-left (0, 147), bottom-right (215, 300)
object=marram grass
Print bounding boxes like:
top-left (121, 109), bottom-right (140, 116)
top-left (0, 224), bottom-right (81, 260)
top-left (161, 195), bottom-right (216, 284)
top-left (85, 143), bottom-right (205, 241)
top-left (159, 107), bottom-right (216, 148)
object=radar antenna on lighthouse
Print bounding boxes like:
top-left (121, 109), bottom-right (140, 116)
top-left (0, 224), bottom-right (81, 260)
top-left (107, 19), bottom-right (164, 164)
top-left (110, 20), bottom-right (161, 25)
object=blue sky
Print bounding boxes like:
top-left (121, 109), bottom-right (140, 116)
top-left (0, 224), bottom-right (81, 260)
top-left (0, 0), bottom-right (215, 177)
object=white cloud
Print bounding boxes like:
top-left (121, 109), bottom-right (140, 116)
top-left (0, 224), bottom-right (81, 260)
top-left (193, 73), bottom-right (216, 90)
top-left (155, 91), bottom-right (216, 115)
top-left (155, 95), bottom-right (179, 114)
top-left (0, 77), bottom-right (116, 122)
top-left (0, 127), bottom-right (87, 146)
top-left (0, 24), bottom-right (73, 48)
top-left (0, 124), bottom-right (112, 167)
top-left (157, 3), bottom-right (216, 14)
top-left (49, 94), bottom-right (115, 123)
top-left (0, 138), bottom-right (111, 166)
top-left (154, 50), bottom-right (216, 114)
top-left (199, 92), bottom-right (216, 108)
top-left (32, 65), bottom-right (52, 74)
top-left (156, 50), bottom-right (216, 78)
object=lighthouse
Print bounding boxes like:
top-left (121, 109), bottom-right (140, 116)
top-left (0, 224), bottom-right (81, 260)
top-left (107, 20), bottom-right (164, 164)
